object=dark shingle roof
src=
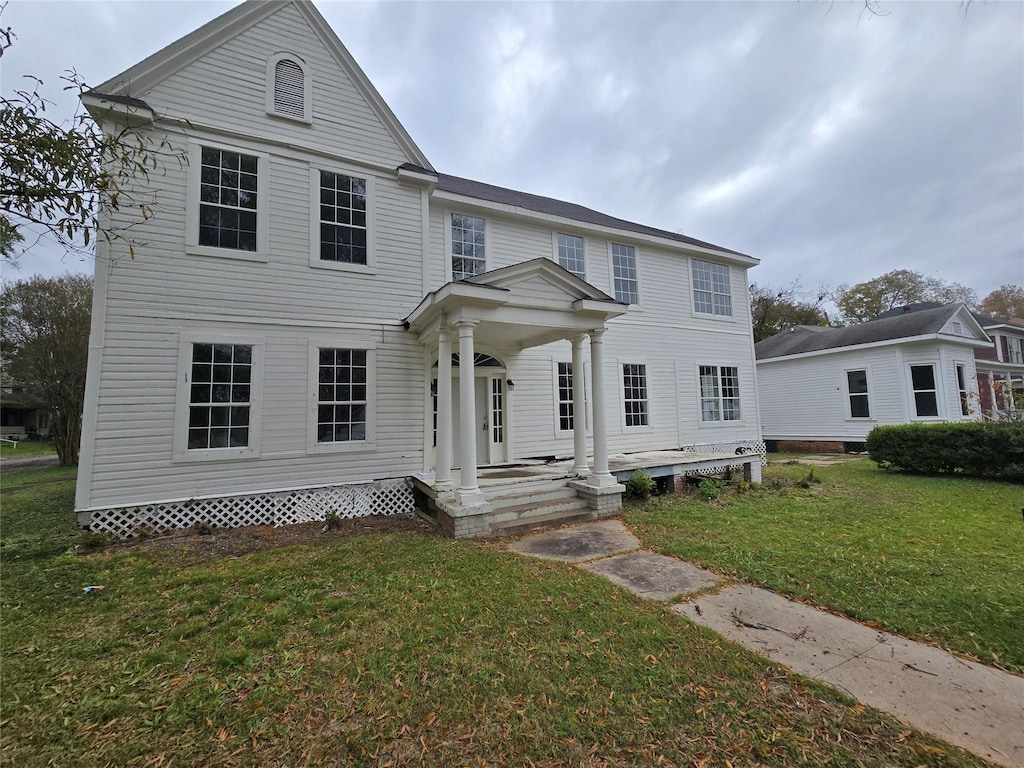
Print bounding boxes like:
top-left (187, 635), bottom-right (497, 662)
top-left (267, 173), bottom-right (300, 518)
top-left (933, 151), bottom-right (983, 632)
top-left (84, 91), bottom-right (152, 110)
top-left (870, 302), bottom-right (1024, 331)
top-left (399, 163), bottom-right (749, 259)
top-left (755, 304), bottom-right (964, 360)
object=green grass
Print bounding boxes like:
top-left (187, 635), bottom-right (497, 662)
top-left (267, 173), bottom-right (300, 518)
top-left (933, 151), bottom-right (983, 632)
top-left (625, 457), bottom-right (1024, 672)
top-left (0, 439), bottom-right (57, 458)
top-left (0, 465), bottom-right (994, 767)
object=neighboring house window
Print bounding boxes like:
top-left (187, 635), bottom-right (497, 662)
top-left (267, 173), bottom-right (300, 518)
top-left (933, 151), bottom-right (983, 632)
top-left (199, 147), bottom-right (258, 251)
top-left (188, 343), bottom-right (253, 450)
top-left (1006, 336), bottom-right (1023, 364)
top-left (956, 364), bottom-right (970, 416)
top-left (316, 348), bottom-right (368, 443)
top-left (910, 364), bottom-right (939, 417)
top-left (846, 369), bottom-right (870, 418)
top-left (266, 53), bottom-right (311, 122)
top-left (611, 244), bottom-right (638, 304)
top-left (700, 365), bottom-right (741, 422)
top-left (622, 363), bottom-right (648, 427)
top-left (319, 171), bottom-right (368, 264)
top-left (451, 214), bottom-right (486, 280)
top-left (557, 362), bottom-right (574, 431)
top-left (556, 233), bottom-right (586, 279)
top-left (692, 260), bottom-right (732, 316)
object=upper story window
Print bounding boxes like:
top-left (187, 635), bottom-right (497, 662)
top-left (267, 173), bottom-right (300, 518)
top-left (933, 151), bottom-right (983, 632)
top-left (199, 147), bottom-right (259, 252)
top-left (699, 365), bottom-right (741, 422)
top-left (910, 364), bottom-right (939, 418)
top-left (692, 260), bottom-right (732, 316)
top-left (1005, 336), bottom-right (1023, 364)
top-left (451, 214), bottom-right (486, 280)
top-left (266, 53), bottom-right (311, 123)
top-left (846, 369), bottom-right (870, 418)
top-left (611, 244), bottom-right (638, 304)
top-left (319, 171), bottom-right (368, 264)
top-left (556, 233), bottom-right (586, 279)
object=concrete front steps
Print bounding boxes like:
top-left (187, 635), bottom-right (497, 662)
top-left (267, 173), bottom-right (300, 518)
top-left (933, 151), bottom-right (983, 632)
top-left (411, 471), bottom-right (615, 538)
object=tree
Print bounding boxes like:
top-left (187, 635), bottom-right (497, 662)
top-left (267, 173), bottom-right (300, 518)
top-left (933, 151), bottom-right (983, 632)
top-left (978, 284), bottom-right (1024, 320)
top-left (0, 11), bottom-right (176, 264)
top-left (833, 269), bottom-right (978, 324)
top-left (749, 281), bottom-right (832, 342)
top-left (1, 275), bottom-right (92, 465)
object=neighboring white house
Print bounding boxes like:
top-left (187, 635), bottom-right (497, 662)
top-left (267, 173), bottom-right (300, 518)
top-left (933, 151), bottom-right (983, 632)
top-left (76, 0), bottom-right (764, 538)
top-left (755, 304), bottom-right (989, 451)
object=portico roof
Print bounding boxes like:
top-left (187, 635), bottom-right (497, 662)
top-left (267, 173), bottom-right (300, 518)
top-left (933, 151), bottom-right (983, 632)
top-left (404, 258), bottom-right (627, 350)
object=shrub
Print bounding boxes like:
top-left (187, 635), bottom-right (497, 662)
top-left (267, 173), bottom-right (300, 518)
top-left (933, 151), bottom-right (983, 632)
top-left (697, 478), bottom-right (725, 501)
top-left (866, 422), bottom-right (1024, 481)
top-left (624, 469), bottom-right (655, 499)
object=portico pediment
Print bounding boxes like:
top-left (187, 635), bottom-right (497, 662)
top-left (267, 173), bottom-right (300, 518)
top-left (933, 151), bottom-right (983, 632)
top-left (404, 258), bottom-right (627, 351)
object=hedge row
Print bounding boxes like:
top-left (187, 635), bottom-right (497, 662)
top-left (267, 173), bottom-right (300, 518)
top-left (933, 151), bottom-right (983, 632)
top-left (865, 422), bottom-right (1024, 482)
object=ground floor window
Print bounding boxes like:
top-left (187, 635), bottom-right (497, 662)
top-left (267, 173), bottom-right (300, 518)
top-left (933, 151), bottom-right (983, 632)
top-left (188, 343), bottom-right (252, 449)
top-left (557, 362), bottom-right (574, 431)
top-left (317, 348), bottom-right (367, 443)
top-left (846, 369), bottom-right (870, 418)
top-left (910, 364), bottom-right (938, 417)
top-left (955, 364), bottom-right (970, 416)
top-left (699, 365), bottom-right (740, 422)
top-left (622, 363), bottom-right (648, 427)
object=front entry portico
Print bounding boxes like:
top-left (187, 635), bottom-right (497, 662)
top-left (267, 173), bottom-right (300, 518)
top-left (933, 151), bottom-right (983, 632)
top-left (405, 259), bottom-right (628, 531)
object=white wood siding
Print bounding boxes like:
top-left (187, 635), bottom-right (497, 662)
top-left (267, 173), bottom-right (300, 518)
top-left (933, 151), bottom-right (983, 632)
top-left (757, 341), bottom-right (981, 442)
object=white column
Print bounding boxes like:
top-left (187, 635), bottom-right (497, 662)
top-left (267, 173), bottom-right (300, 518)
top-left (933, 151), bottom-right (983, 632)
top-left (571, 333), bottom-right (589, 476)
top-left (435, 328), bottom-right (453, 493)
top-left (455, 320), bottom-right (485, 506)
top-left (588, 327), bottom-right (616, 486)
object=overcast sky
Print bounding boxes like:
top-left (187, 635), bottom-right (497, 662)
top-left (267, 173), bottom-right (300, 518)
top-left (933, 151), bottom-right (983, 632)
top-left (3, 0), bottom-right (1022, 305)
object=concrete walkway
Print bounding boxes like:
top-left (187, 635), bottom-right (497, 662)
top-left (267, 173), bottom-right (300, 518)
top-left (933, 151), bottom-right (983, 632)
top-left (506, 520), bottom-right (1024, 768)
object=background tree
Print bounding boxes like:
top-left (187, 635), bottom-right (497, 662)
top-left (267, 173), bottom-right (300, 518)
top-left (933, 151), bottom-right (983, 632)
top-left (1, 275), bottom-right (92, 465)
top-left (978, 284), bottom-right (1024, 320)
top-left (749, 281), bottom-right (832, 342)
top-left (833, 269), bottom-right (978, 324)
top-left (0, 10), bottom-right (176, 264)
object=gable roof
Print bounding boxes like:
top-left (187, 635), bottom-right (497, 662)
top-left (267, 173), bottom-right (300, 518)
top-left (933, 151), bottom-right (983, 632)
top-left (870, 302), bottom-right (1024, 332)
top-left (88, 0), bottom-right (432, 169)
top-left (399, 164), bottom-right (751, 262)
top-left (755, 304), bottom-right (987, 360)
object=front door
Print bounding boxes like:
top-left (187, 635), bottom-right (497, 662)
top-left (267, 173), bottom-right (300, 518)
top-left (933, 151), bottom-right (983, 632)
top-left (450, 374), bottom-right (505, 467)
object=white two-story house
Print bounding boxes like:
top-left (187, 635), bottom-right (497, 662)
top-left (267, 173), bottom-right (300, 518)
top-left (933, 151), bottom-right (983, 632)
top-left (77, 0), bottom-right (764, 538)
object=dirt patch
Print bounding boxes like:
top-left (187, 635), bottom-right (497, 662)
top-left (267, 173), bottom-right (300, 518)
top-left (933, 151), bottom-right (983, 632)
top-left (106, 514), bottom-right (437, 563)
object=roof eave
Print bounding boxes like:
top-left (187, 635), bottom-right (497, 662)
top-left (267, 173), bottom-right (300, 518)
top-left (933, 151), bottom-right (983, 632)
top-left (756, 332), bottom-right (991, 363)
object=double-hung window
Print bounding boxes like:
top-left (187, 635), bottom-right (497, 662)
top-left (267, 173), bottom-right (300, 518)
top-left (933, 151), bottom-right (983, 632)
top-left (622, 363), bottom-right (648, 427)
top-left (955, 364), bottom-right (971, 416)
top-left (1006, 336), bottom-right (1023, 364)
top-left (319, 171), bottom-right (368, 264)
top-left (692, 260), bottom-right (732, 316)
top-left (451, 214), bottom-right (486, 280)
top-left (910, 364), bottom-right (939, 417)
top-left (699, 365), bottom-right (741, 422)
top-left (199, 147), bottom-right (259, 251)
top-left (176, 334), bottom-right (264, 461)
top-left (556, 234), bottom-right (586, 279)
top-left (611, 244), bottom-right (638, 304)
top-left (316, 348), bottom-right (368, 443)
top-left (846, 369), bottom-right (870, 418)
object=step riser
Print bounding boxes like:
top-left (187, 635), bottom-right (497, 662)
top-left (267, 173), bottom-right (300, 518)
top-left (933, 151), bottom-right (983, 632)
top-left (488, 488), bottom-right (579, 510)
top-left (492, 511), bottom-right (594, 538)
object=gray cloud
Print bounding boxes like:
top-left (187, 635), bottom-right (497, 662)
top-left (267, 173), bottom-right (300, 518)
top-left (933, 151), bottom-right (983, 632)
top-left (3, 0), bottom-right (1021, 302)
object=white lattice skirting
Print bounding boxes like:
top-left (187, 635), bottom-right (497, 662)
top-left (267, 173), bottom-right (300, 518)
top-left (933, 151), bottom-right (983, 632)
top-left (88, 479), bottom-right (416, 539)
top-left (679, 440), bottom-right (768, 476)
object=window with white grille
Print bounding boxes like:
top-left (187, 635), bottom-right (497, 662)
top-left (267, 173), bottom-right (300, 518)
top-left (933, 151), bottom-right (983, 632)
top-left (611, 244), bottom-right (638, 304)
top-left (556, 233), bottom-right (586, 279)
top-left (451, 214), bottom-right (486, 280)
top-left (699, 365), bottom-right (741, 422)
top-left (266, 53), bottom-right (311, 122)
top-left (692, 260), bottom-right (732, 316)
top-left (622, 363), bottom-right (648, 427)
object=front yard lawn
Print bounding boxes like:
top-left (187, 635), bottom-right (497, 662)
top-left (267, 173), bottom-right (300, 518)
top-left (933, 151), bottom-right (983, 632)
top-left (625, 457), bottom-right (1024, 673)
top-left (0, 464), bottom-right (992, 767)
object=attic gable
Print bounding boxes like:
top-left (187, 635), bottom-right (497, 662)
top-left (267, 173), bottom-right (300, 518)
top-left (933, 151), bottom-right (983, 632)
top-left (91, 0), bottom-right (431, 170)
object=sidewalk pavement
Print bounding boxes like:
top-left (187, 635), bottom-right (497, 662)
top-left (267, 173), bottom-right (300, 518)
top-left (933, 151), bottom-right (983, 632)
top-left (507, 519), bottom-right (1024, 768)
